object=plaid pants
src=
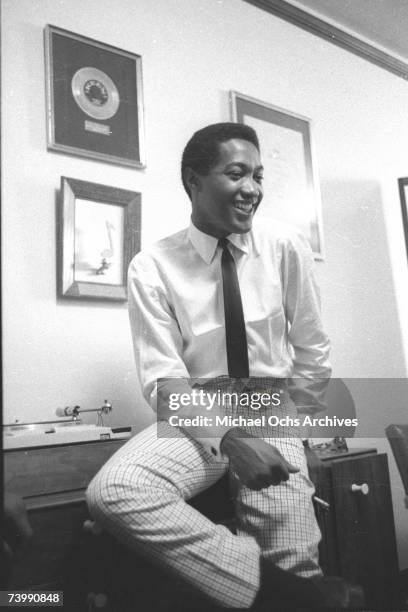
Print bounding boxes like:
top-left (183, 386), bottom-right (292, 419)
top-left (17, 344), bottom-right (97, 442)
top-left (86, 380), bottom-right (321, 608)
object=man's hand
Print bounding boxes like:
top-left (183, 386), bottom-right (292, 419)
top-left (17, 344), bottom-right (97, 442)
top-left (220, 428), bottom-right (299, 490)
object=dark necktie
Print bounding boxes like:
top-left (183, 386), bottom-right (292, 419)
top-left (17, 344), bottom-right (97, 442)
top-left (219, 238), bottom-right (249, 378)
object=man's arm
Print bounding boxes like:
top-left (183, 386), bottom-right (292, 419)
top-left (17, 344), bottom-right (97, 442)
top-left (282, 230), bottom-right (332, 414)
top-left (128, 256), bottom-right (235, 459)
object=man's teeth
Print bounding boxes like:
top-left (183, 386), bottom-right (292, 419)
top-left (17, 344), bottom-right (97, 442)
top-left (235, 202), bottom-right (254, 212)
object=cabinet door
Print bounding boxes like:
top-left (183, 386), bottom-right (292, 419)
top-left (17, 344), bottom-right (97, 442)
top-left (9, 503), bottom-right (88, 589)
top-left (9, 501), bottom-right (97, 612)
top-left (331, 454), bottom-right (401, 608)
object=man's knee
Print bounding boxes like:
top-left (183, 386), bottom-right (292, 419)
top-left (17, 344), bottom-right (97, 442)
top-left (86, 461), bottom-right (173, 526)
top-left (86, 466), bottom-right (116, 523)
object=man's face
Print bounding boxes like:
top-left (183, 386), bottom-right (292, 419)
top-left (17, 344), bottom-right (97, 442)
top-left (191, 138), bottom-right (264, 238)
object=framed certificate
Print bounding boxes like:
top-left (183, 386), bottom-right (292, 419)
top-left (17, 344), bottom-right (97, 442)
top-left (58, 177), bottom-right (141, 301)
top-left (45, 25), bottom-right (145, 168)
top-left (231, 91), bottom-right (324, 259)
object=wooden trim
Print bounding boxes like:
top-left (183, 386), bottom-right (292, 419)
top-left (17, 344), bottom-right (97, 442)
top-left (243, 0), bottom-right (408, 80)
top-left (317, 447), bottom-right (377, 462)
top-left (25, 490), bottom-right (86, 511)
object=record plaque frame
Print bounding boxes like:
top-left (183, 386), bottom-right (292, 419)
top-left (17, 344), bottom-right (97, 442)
top-left (45, 25), bottom-right (145, 168)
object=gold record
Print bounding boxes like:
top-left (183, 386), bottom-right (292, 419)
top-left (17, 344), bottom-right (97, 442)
top-left (71, 67), bottom-right (120, 120)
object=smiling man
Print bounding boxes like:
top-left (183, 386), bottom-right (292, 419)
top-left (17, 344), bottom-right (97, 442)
top-left (87, 123), bottom-right (362, 610)
top-left (187, 136), bottom-right (263, 236)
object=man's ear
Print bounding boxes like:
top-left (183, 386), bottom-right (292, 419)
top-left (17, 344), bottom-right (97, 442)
top-left (183, 167), bottom-right (200, 193)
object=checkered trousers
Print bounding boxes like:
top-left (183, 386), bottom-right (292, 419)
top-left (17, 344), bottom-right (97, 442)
top-left (86, 379), bottom-right (322, 609)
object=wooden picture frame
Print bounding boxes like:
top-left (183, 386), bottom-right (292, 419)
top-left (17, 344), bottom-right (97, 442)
top-left (398, 177), bottom-right (408, 263)
top-left (45, 25), bottom-right (146, 168)
top-left (230, 91), bottom-right (324, 259)
top-left (58, 177), bottom-right (141, 301)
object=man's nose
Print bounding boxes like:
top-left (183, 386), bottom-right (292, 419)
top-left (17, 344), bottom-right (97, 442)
top-left (241, 177), bottom-right (259, 196)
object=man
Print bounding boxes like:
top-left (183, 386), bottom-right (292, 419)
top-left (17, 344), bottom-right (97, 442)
top-left (87, 123), bottom-right (362, 609)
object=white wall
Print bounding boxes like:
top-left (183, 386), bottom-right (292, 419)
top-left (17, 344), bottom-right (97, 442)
top-left (2, 0), bottom-right (408, 565)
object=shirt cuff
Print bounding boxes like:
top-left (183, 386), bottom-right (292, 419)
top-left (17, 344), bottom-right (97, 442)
top-left (194, 436), bottom-right (227, 462)
top-left (153, 378), bottom-right (232, 462)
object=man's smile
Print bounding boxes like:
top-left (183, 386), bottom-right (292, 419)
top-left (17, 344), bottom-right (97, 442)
top-left (233, 201), bottom-right (257, 214)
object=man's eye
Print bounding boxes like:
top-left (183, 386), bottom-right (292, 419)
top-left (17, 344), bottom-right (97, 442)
top-left (255, 175), bottom-right (264, 183)
top-left (228, 172), bottom-right (242, 180)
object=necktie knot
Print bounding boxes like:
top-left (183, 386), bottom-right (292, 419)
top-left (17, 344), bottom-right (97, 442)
top-left (218, 237), bottom-right (229, 250)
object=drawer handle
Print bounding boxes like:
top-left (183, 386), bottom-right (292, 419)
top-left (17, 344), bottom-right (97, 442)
top-left (83, 519), bottom-right (103, 535)
top-left (351, 483), bottom-right (369, 495)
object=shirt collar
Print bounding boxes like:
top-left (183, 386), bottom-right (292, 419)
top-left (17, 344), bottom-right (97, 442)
top-left (188, 220), bottom-right (258, 264)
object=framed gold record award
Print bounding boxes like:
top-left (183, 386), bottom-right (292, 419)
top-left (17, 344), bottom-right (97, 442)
top-left (45, 25), bottom-right (145, 168)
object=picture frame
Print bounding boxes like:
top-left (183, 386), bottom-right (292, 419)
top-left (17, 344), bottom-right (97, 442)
top-left (230, 91), bottom-right (324, 259)
top-left (58, 177), bottom-right (141, 301)
top-left (398, 177), bottom-right (408, 263)
top-left (45, 25), bottom-right (146, 168)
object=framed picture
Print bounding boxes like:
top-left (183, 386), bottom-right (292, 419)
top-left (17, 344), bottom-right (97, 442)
top-left (230, 91), bottom-right (324, 259)
top-left (399, 177), bottom-right (408, 262)
top-left (45, 25), bottom-right (145, 168)
top-left (58, 177), bottom-right (141, 301)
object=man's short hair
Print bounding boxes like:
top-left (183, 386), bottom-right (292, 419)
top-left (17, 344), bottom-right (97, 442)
top-left (181, 122), bottom-right (260, 199)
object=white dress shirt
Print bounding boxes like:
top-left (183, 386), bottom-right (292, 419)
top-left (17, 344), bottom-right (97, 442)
top-left (128, 218), bottom-right (331, 455)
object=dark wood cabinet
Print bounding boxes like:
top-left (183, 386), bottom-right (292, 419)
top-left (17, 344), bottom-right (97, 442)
top-left (314, 451), bottom-right (402, 609)
top-left (4, 442), bottom-right (403, 610)
top-left (4, 440), bottom-right (124, 609)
